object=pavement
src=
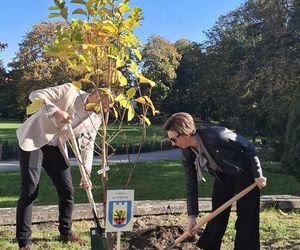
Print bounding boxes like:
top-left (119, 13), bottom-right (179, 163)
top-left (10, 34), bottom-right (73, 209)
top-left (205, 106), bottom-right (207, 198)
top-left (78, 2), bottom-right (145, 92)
top-left (0, 149), bottom-right (182, 172)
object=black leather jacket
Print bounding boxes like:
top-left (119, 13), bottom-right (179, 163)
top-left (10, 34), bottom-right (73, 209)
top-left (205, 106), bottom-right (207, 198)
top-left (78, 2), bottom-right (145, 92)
top-left (182, 125), bottom-right (262, 216)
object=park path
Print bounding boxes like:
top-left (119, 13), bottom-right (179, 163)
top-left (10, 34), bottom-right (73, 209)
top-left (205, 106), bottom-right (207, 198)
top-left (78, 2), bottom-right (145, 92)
top-left (0, 149), bottom-right (181, 172)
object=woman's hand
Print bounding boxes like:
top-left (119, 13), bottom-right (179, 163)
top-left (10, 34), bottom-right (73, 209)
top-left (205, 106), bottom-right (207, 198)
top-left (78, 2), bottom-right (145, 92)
top-left (255, 176), bottom-right (267, 189)
top-left (52, 110), bottom-right (72, 124)
top-left (186, 216), bottom-right (197, 236)
top-left (80, 177), bottom-right (92, 190)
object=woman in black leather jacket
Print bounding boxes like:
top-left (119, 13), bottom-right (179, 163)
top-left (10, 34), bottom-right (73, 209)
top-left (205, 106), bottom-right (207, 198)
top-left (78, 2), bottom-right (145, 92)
top-left (163, 112), bottom-right (267, 250)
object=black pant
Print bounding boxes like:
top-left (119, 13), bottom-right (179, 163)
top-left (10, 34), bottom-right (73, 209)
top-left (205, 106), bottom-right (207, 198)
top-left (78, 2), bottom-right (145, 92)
top-left (16, 145), bottom-right (74, 248)
top-left (196, 169), bottom-right (260, 250)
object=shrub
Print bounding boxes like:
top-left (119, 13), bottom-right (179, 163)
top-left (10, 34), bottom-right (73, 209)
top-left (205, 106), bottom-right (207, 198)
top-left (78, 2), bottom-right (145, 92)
top-left (0, 140), bottom-right (19, 160)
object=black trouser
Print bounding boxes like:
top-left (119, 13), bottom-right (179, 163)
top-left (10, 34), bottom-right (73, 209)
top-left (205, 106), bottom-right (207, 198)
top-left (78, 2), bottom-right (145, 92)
top-left (196, 169), bottom-right (260, 250)
top-left (16, 145), bottom-right (74, 248)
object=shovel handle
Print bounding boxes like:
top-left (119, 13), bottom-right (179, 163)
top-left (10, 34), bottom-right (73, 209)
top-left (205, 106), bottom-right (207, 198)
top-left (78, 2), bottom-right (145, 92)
top-left (67, 124), bottom-right (97, 213)
top-left (67, 123), bottom-right (105, 234)
top-left (164, 182), bottom-right (257, 249)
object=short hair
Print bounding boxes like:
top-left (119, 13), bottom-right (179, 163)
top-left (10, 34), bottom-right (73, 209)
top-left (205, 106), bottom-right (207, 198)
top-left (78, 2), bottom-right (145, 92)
top-left (163, 112), bottom-right (196, 135)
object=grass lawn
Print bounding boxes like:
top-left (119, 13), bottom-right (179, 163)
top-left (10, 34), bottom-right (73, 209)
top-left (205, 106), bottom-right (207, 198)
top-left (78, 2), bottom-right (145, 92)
top-left (0, 209), bottom-right (299, 250)
top-left (0, 122), bottom-right (166, 145)
top-left (0, 122), bottom-right (20, 143)
top-left (0, 161), bottom-right (299, 208)
top-left (0, 160), bottom-right (299, 249)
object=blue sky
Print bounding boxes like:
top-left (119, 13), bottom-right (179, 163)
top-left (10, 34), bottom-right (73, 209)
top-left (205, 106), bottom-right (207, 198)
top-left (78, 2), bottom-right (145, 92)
top-left (0, 0), bottom-right (244, 67)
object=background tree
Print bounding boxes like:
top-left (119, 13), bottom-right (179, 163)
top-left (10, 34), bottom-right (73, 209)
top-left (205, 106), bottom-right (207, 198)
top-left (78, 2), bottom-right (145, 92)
top-left (10, 21), bottom-right (80, 112)
top-left (141, 35), bottom-right (180, 111)
top-left (0, 42), bottom-right (7, 51)
top-left (195, 0), bottom-right (300, 137)
top-left (163, 40), bottom-right (207, 117)
top-left (0, 42), bottom-right (18, 119)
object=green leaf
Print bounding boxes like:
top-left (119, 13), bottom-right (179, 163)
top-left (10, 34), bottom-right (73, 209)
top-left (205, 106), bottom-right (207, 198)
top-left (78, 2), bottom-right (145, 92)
top-left (133, 48), bottom-right (142, 61)
top-left (48, 5), bottom-right (59, 10)
top-left (82, 44), bottom-right (98, 50)
top-left (60, 7), bottom-right (68, 19)
top-left (71, 81), bottom-right (82, 90)
top-left (119, 99), bottom-right (130, 109)
top-left (67, 59), bottom-right (77, 68)
top-left (126, 87), bottom-right (136, 99)
top-left (141, 115), bottom-right (151, 126)
top-left (54, 0), bottom-right (65, 9)
top-left (72, 8), bottom-right (87, 15)
top-left (26, 99), bottom-right (43, 115)
top-left (143, 96), bottom-right (157, 116)
top-left (138, 74), bottom-right (156, 87)
top-left (112, 107), bottom-right (118, 118)
top-left (85, 102), bottom-right (97, 110)
top-left (72, 32), bottom-right (84, 42)
top-left (117, 70), bottom-right (127, 86)
top-left (48, 13), bottom-right (61, 18)
top-left (86, 0), bottom-right (94, 11)
top-left (135, 96), bottom-right (146, 104)
top-left (117, 3), bottom-right (130, 13)
top-left (52, 58), bottom-right (61, 67)
top-left (102, 21), bottom-right (118, 34)
top-left (71, 0), bottom-right (86, 4)
top-left (127, 104), bottom-right (135, 121)
top-left (102, 8), bottom-right (113, 17)
top-left (128, 60), bottom-right (138, 74)
top-left (116, 57), bottom-right (125, 68)
top-left (115, 94), bottom-right (125, 102)
top-left (79, 55), bottom-right (87, 63)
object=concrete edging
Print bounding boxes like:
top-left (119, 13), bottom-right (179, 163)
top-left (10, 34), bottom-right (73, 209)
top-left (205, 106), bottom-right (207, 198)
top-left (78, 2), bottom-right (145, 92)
top-left (0, 195), bottom-right (299, 225)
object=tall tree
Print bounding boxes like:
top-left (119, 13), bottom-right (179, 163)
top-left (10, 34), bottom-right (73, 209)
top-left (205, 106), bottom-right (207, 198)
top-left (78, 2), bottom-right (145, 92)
top-left (10, 21), bottom-right (80, 112)
top-left (141, 35), bottom-right (180, 111)
top-left (0, 42), bottom-right (18, 119)
top-left (163, 41), bottom-right (207, 117)
top-left (201, 0), bottom-right (300, 137)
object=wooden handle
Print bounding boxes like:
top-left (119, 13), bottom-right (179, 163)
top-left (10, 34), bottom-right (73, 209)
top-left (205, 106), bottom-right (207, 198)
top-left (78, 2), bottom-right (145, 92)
top-left (67, 123), bottom-right (98, 215)
top-left (169, 182), bottom-right (257, 248)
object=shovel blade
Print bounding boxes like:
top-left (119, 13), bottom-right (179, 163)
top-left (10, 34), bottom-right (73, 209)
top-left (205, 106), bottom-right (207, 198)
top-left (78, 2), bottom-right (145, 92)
top-left (90, 227), bottom-right (107, 250)
top-left (162, 241), bottom-right (175, 250)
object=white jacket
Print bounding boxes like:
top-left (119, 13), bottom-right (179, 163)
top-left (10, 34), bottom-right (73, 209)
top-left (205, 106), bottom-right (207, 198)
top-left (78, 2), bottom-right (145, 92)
top-left (16, 83), bottom-right (101, 173)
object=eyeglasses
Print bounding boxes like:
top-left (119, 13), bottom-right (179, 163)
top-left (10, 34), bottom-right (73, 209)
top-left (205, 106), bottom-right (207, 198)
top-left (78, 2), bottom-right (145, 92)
top-left (168, 134), bottom-right (181, 143)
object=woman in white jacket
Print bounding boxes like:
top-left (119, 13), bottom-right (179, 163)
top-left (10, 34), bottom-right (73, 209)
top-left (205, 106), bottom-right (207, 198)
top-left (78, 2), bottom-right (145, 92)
top-left (16, 83), bottom-right (109, 250)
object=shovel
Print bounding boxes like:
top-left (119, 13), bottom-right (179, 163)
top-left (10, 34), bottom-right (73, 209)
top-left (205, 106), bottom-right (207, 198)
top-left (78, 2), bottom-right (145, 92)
top-left (163, 182), bottom-right (257, 250)
top-left (67, 123), bottom-right (107, 250)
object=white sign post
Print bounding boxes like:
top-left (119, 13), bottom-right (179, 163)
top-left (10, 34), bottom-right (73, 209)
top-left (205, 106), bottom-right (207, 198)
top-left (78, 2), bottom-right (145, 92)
top-left (106, 190), bottom-right (134, 250)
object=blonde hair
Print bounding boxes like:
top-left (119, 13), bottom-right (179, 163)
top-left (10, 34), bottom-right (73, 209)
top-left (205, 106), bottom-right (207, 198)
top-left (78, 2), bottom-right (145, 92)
top-left (163, 112), bottom-right (196, 135)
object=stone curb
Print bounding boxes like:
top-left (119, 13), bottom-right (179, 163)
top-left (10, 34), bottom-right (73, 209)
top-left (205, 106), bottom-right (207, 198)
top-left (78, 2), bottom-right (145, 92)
top-left (1, 195), bottom-right (299, 225)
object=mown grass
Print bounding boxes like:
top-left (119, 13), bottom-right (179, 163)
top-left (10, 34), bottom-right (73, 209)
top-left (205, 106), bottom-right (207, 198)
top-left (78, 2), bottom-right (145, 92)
top-left (0, 122), bottom-right (165, 145)
top-left (0, 122), bottom-right (20, 143)
top-left (0, 209), bottom-right (299, 250)
top-left (0, 161), bottom-right (299, 208)
top-left (222, 209), bottom-right (300, 249)
top-left (0, 160), bottom-right (299, 249)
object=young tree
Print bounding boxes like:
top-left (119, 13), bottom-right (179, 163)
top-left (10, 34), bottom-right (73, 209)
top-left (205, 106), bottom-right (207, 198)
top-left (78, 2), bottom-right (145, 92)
top-left (45, 0), bottom-right (157, 247)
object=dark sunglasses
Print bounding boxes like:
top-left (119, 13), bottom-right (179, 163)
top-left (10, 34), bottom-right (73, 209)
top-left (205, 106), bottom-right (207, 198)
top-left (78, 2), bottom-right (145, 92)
top-left (169, 134), bottom-right (181, 143)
